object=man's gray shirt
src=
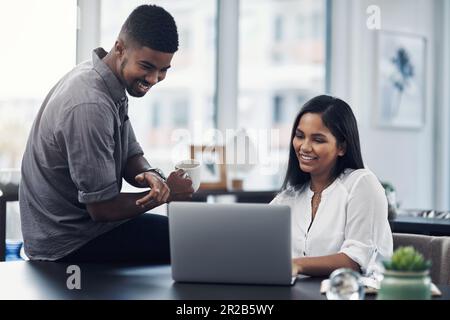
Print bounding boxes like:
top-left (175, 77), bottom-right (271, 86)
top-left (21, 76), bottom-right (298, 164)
top-left (19, 48), bottom-right (144, 260)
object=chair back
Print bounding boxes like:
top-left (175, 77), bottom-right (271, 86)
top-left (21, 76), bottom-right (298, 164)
top-left (393, 233), bottom-right (450, 285)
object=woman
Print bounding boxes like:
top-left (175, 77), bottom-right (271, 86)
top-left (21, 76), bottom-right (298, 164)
top-left (271, 95), bottom-right (393, 276)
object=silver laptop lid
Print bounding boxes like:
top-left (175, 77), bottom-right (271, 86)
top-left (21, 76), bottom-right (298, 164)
top-left (168, 202), bottom-right (293, 285)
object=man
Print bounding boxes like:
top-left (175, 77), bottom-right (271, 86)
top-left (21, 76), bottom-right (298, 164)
top-left (19, 4), bottom-right (193, 263)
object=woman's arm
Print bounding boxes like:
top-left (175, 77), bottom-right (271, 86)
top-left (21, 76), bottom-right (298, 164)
top-left (293, 252), bottom-right (360, 277)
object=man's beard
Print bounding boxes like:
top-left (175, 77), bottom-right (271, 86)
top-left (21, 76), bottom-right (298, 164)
top-left (119, 57), bottom-right (138, 96)
top-left (119, 57), bottom-right (128, 85)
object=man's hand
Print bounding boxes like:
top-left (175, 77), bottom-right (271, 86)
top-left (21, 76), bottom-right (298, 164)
top-left (134, 171), bottom-right (170, 208)
top-left (166, 169), bottom-right (194, 202)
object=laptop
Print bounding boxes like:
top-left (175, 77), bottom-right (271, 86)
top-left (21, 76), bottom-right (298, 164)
top-left (168, 202), bottom-right (295, 286)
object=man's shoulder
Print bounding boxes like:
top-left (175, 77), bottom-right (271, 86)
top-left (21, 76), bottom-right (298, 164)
top-left (57, 61), bottom-right (115, 107)
top-left (64, 102), bottom-right (115, 117)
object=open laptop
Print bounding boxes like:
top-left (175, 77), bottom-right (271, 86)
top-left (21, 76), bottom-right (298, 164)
top-left (168, 202), bottom-right (295, 286)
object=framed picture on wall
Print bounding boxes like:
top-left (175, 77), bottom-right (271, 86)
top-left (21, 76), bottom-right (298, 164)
top-left (377, 31), bottom-right (427, 129)
top-left (190, 145), bottom-right (227, 190)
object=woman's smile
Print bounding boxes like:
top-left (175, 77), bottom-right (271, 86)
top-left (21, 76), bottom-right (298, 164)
top-left (298, 153), bottom-right (318, 166)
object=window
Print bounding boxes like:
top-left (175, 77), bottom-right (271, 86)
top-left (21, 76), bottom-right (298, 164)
top-left (274, 15), bottom-right (284, 42)
top-left (151, 103), bottom-right (161, 128)
top-left (0, 0), bottom-right (77, 242)
top-left (172, 100), bottom-right (189, 128)
top-left (238, 0), bottom-right (327, 189)
top-left (100, 0), bottom-right (217, 174)
top-left (273, 95), bottom-right (284, 124)
top-left (0, 0), bottom-right (326, 195)
top-left (0, 0), bottom-right (77, 169)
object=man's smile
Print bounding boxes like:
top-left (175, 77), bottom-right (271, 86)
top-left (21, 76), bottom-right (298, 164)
top-left (137, 80), bottom-right (151, 93)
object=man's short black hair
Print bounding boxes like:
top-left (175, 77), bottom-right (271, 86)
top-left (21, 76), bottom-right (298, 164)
top-left (120, 4), bottom-right (178, 53)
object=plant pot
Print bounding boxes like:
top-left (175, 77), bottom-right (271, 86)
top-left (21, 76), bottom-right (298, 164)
top-left (377, 270), bottom-right (431, 300)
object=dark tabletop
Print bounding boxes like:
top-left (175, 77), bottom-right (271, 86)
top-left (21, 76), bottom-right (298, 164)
top-left (0, 261), bottom-right (449, 300)
top-left (0, 261), bottom-right (325, 300)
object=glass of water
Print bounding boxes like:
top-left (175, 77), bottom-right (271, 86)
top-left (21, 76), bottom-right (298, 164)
top-left (326, 268), bottom-right (365, 300)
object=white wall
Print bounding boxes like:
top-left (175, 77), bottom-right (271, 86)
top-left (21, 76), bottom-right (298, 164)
top-left (330, 0), bottom-right (447, 209)
top-left (433, 0), bottom-right (450, 210)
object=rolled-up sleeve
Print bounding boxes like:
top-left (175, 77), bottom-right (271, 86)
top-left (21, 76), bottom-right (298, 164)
top-left (57, 103), bottom-right (119, 204)
top-left (339, 173), bottom-right (389, 271)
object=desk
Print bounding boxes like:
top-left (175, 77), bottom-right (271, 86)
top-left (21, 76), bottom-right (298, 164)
top-left (390, 215), bottom-right (450, 236)
top-left (0, 261), bottom-right (449, 300)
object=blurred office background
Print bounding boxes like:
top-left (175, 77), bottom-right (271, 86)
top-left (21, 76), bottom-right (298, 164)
top-left (0, 0), bottom-right (449, 226)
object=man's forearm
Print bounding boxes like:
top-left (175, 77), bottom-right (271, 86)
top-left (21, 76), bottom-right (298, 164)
top-left (87, 191), bottom-right (161, 222)
top-left (123, 154), bottom-right (152, 187)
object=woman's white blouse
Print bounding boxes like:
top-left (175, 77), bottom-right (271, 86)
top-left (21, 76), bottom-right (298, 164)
top-left (270, 168), bottom-right (393, 272)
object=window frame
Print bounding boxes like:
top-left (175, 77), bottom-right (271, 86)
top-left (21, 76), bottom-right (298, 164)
top-left (77, 0), bottom-right (330, 133)
top-left (77, 0), bottom-right (331, 191)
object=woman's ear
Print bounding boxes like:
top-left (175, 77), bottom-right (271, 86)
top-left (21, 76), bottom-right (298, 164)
top-left (338, 141), bottom-right (346, 156)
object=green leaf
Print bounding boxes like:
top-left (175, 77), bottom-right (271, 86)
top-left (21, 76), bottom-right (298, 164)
top-left (384, 246), bottom-right (431, 271)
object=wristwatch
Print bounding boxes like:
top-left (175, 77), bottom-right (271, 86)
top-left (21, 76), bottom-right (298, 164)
top-left (145, 168), bottom-right (167, 181)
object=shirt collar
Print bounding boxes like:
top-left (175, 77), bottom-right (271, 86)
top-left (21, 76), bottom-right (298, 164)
top-left (307, 178), bottom-right (339, 198)
top-left (92, 47), bottom-right (127, 104)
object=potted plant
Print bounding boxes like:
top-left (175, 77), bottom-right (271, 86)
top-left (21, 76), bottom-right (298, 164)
top-left (377, 246), bottom-right (432, 300)
top-left (381, 181), bottom-right (398, 220)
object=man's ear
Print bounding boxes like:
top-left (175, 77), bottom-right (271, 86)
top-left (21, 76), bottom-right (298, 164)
top-left (115, 39), bottom-right (125, 57)
top-left (338, 141), bottom-right (346, 156)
